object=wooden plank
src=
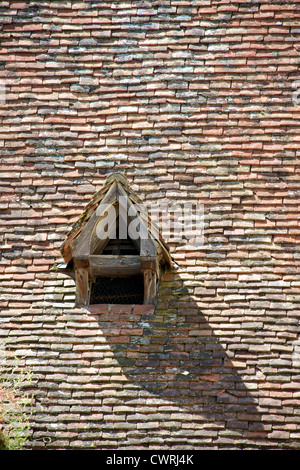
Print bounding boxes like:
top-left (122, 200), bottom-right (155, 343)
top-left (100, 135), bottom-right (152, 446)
top-left (74, 258), bottom-right (90, 269)
top-left (90, 255), bottom-right (141, 275)
top-left (90, 202), bottom-right (119, 255)
top-left (73, 181), bottom-right (118, 258)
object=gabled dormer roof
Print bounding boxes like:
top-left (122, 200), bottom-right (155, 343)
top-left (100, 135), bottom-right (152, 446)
top-left (60, 172), bottom-right (172, 269)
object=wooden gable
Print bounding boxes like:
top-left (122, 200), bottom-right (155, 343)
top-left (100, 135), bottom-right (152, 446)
top-left (60, 172), bottom-right (172, 307)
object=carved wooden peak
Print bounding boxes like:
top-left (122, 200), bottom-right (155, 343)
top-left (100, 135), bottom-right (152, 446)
top-left (105, 172), bottom-right (129, 186)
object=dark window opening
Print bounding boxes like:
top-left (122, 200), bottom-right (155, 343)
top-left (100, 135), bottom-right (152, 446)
top-left (101, 237), bottom-right (139, 256)
top-left (90, 275), bottom-right (144, 304)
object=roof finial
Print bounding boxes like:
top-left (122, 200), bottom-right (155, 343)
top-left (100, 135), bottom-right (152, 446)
top-left (105, 171), bottom-right (129, 186)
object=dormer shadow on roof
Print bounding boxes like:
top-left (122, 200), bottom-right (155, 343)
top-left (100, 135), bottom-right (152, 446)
top-left (60, 172), bottom-right (172, 307)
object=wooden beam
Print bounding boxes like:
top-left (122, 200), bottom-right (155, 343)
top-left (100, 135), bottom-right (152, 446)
top-left (90, 201), bottom-right (119, 255)
top-left (117, 182), bottom-right (157, 258)
top-left (73, 181), bottom-right (118, 258)
top-left (140, 257), bottom-right (158, 273)
top-left (90, 255), bottom-right (141, 275)
top-left (74, 258), bottom-right (90, 269)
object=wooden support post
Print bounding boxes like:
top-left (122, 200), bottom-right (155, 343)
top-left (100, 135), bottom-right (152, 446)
top-left (75, 268), bottom-right (90, 307)
top-left (143, 269), bottom-right (157, 305)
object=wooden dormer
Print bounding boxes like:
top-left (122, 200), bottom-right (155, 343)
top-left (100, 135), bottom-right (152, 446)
top-left (60, 172), bottom-right (172, 307)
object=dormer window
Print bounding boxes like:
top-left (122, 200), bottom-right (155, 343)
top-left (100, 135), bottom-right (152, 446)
top-left (60, 173), bottom-right (172, 307)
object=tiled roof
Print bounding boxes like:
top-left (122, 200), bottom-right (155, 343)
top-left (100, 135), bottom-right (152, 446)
top-left (0, 0), bottom-right (300, 451)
